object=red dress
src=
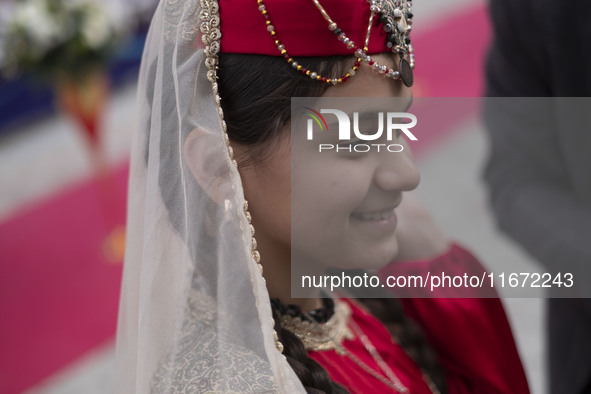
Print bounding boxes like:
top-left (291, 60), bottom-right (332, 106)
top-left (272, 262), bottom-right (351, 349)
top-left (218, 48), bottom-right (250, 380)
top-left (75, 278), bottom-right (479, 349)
top-left (307, 244), bottom-right (530, 393)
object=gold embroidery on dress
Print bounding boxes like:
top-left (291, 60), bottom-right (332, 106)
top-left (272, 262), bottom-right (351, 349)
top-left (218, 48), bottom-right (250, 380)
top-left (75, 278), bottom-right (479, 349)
top-left (280, 299), bottom-right (354, 353)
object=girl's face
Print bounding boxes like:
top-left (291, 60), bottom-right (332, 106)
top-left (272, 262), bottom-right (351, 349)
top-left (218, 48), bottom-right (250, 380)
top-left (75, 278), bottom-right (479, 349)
top-left (237, 54), bottom-right (419, 273)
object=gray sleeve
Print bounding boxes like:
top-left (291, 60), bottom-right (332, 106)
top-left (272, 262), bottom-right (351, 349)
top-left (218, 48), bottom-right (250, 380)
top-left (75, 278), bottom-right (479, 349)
top-left (483, 0), bottom-right (591, 299)
top-left (483, 102), bottom-right (591, 298)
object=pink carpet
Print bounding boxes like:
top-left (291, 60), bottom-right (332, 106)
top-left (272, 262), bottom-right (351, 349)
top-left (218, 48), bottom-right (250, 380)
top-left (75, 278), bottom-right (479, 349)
top-left (0, 164), bottom-right (128, 394)
top-left (413, 5), bottom-right (490, 98)
top-left (410, 5), bottom-right (490, 157)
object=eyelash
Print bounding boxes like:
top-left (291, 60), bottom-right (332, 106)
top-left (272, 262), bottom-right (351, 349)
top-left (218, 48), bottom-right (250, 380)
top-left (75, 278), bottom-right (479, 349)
top-left (339, 129), bottom-right (402, 146)
top-left (338, 140), bottom-right (364, 149)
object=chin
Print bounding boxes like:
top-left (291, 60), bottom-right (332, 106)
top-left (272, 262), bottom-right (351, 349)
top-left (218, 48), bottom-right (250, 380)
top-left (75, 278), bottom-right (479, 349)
top-left (369, 238), bottom-right (401, 267)
top-left (335, 240), bottom-right (400, 271)
top-left (367, 248), bottom-right (400, 269)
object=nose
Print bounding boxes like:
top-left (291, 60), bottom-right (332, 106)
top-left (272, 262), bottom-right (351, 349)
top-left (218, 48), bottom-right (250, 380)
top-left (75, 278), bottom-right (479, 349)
top-left (373, 146), bottom-right (420, 192)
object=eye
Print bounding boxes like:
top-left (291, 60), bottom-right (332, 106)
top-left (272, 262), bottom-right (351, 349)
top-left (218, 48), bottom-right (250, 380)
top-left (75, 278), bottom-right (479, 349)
top-left (336, 139), bottom-right (370, 158)
top-left (337, 139), bottom-right (364, 149)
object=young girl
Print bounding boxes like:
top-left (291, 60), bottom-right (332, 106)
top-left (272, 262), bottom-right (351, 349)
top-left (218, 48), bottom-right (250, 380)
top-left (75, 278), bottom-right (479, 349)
top-left (115, 0), bottom-right (530, 392)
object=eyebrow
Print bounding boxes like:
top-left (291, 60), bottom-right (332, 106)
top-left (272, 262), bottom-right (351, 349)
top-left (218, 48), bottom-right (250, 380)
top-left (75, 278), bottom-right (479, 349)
top-left (361, 95), bottom-right (414, 115)
top-left (304, 96), bottom-right (415, 136)
top-left (339, 97), bottom-right (414, 122)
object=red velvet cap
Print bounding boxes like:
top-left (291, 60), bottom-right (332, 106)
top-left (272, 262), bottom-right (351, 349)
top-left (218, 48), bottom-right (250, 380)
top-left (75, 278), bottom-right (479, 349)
top-left (218, 0), bottom-right (390, 56)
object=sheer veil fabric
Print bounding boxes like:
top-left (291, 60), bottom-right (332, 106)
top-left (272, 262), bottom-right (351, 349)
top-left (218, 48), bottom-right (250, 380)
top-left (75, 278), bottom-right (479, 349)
top-left (115, 0), bottom-right (304, 392)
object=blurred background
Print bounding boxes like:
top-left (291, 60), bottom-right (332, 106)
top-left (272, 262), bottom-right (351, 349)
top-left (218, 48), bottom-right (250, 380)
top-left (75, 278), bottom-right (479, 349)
top-left (0, 0), bottom-right (546, 393)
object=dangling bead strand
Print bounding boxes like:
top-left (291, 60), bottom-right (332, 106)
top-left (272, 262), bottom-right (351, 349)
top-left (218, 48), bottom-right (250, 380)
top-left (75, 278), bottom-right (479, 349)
top-left (310, 0), bottom-right (403, 83)
top-left (257, 0), bottom-right (414, 85)
top-left (257, 0), bottom-right (356, 85)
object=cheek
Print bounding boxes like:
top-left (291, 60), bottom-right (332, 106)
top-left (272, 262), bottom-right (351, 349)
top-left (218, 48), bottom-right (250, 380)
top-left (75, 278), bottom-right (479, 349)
top-left (292, 155), bottom-right (402, 270)
top-left (239, 149), bottom-right (292, 245)
top-left (293, 158), bottom-right (370, 222)
top-left (258, 176), bottom-right (291, 233)
top-left (292, 158), bottom-right (375, 264)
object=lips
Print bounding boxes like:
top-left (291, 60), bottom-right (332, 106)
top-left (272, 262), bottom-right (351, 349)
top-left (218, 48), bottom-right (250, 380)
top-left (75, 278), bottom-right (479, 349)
top-left (350, 207), bottom-right (396, 221)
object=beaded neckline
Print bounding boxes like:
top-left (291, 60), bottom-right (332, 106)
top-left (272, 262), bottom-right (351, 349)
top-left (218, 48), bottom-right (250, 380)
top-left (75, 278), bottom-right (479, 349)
top-left (273, 298), bottom-right (439, 393)
top-left (275, 298), bottom-right (355, 353)
top-left (271, 297), bottom-right (336, 324)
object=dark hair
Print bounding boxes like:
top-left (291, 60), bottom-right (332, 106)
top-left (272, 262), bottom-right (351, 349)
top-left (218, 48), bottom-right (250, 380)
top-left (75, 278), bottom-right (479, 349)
top-left (217, 53), bottom-right (344, 166)
top-left (218, 53), bottom-right (448, 394)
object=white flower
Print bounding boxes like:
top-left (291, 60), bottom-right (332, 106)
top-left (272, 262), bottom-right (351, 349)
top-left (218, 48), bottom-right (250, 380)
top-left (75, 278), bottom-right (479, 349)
top-left (81, 3), bottom-right (113, 49)
top-left (11, 0), bottom-right (63, 54)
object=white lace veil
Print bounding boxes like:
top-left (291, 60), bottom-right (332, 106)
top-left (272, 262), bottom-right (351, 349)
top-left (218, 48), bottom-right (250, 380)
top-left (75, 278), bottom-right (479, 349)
top-left (115, 0), bottom-right (304, 392)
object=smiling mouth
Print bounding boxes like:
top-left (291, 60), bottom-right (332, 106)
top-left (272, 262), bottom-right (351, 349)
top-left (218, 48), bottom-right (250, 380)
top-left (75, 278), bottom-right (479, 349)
top-left (350, 207), bottom-right (396, 221)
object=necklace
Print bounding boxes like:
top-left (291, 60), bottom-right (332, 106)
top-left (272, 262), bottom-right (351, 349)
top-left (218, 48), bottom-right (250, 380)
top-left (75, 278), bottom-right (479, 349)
top-left (279, 299), bottom-right (355, 352)
top-left (345, 300), bottom-right (441, 394)
top-left (344, 318), bottom-right (409, 393)
top-left (281, 298), bottom-right (440, 393)
top-left (298, 300), bottom-right (409, 392)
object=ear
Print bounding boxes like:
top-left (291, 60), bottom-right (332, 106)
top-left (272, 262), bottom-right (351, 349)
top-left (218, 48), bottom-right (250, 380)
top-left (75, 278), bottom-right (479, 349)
top-left (184, 126), bottom-right (234, 205)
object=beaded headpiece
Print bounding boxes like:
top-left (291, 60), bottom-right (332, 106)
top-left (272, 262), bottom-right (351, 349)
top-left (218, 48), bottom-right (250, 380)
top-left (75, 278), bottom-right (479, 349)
top-left (218, 0), bottom-right (415, 87)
